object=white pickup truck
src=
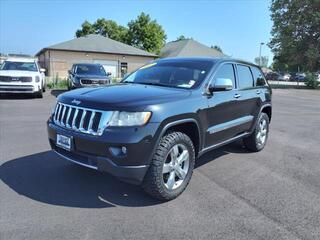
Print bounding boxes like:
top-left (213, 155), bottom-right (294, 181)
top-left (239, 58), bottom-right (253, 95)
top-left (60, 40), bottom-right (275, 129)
top-left (0, 58), bottom-right (46, 98)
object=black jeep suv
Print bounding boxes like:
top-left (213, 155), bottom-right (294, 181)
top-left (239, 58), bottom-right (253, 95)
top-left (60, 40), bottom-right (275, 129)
top-left (67, 63), bottom-right (111, 89)
top-left (48, 58), bottom-right (272, 201)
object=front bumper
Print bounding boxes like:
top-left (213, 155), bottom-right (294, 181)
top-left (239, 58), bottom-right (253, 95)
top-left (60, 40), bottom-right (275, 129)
top-left (0, 84), bottom-right (37, 93)
top-left (47, 120), bottom-right (160, 185)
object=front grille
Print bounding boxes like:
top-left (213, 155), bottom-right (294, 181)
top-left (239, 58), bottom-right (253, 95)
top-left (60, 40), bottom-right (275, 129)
top-left (80, 79), bottom-right (107, 85)
top-left (0, 76), bottom-right (32, 82)
top-left (52, 102), bottom-right (112, 136)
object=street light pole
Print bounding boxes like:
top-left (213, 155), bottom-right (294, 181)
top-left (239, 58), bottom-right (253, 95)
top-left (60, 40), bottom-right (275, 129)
top-left (259, 42), bottom-right (265, 66)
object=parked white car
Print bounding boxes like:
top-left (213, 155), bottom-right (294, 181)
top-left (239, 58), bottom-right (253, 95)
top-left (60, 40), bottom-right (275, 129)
top-left (0, 58), bottom-right (46, 98)
top-left (283, 73), bottom-right (291, 81)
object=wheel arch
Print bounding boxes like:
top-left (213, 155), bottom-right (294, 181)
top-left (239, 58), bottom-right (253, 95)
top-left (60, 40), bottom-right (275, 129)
top-left (155, 118), bottom-right (202, 158)
top-left (261, 104), bottom-right (272, 122)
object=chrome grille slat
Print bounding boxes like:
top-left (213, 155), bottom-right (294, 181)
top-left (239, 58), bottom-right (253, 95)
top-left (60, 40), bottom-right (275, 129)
top-left (72, 109), bottom-right (79, 130)
top-left (53, 104), bottom-right (59, 121)
top-left (60, 106), bottom-right (67, 126)
top-left (65, 107), bottom-right (72, 128)
top-left (56, 104), bottom-right (62, 123)
top-left (88, 111), bottom-right (96, 133)
top-left (52, 102), bottom-right (110, 136)
top-left (79, 110), bottom-right (87, 131)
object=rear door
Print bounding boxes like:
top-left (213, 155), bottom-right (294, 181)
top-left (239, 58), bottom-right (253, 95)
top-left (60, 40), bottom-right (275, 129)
top-left (234, 64), bottom-right (259, 132)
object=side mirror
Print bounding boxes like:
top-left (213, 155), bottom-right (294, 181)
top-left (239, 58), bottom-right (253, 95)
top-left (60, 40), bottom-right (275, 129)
top-left (208, 78), bottom-right (233, 93)
top-left (40, 68), bottom-right (46, 73)
top-left (106, 72), bottom-right (112, 76)
top-left (68, 70), bottom-right (72, 75)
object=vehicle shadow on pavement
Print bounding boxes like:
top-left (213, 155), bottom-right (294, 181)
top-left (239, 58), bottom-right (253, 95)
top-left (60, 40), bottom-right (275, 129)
top-left (0, 142), bottom-right (247, 208)
top-left (51, 90), bottom-right (67, 97)
top-left (195, 140), bottom-right (248, 169)
top-left (0, 150), bottom-right (161, 208)
top-left (0, 93), bottom-right (35, 99)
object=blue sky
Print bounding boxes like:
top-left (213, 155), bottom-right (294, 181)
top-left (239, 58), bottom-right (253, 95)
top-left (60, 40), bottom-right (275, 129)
top-left (0, 0), bottom-right (273, 64)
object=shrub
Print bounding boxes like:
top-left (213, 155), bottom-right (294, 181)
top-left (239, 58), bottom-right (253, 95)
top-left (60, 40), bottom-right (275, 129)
top-left (305, 72), bottom-right (320, 89)
top-left (47, 76), bottom-right (68, 90)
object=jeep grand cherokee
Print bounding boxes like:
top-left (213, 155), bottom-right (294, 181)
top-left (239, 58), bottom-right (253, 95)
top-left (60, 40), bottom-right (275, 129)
top-left (47, 57), bottom-right (272, 201)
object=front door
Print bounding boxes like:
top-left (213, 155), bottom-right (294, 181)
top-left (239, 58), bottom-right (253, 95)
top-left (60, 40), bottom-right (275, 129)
top-left (205, 63), bottom-right (244, 147)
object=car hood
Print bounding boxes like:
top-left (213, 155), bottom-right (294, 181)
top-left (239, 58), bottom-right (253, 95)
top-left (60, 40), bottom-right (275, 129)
top-left (74, 74), bottom-right (108, 79)
top-left (58, 83), bottom-right (191, 111)
top-left (0, 70), bottom-right (39, 77)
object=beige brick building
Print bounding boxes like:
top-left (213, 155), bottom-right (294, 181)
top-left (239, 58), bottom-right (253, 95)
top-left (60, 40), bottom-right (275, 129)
top-left (36, 34), bottom-right (157, 79)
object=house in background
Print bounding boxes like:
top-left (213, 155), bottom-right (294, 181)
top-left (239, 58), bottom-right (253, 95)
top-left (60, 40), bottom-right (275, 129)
top-left (36, 34), bottom-right (157, 79)
top-left (0, 53), bottom-right (6, 65)
top-left (160, 39), bottom-right (225, 58)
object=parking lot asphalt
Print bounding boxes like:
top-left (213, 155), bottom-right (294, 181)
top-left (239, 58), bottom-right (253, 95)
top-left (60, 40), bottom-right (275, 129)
top-left (1, 89), bottom-right (320, 240)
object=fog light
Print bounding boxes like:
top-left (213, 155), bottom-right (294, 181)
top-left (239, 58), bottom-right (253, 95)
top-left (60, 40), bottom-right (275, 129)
top-left (109, 146), bottom-right (127, 157)
top-left (121, 146), bottom-right (127, 154)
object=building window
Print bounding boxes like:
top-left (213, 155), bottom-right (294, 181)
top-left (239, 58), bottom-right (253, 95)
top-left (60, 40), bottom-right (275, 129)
top-left (121, 62), bottom-right (128, 78)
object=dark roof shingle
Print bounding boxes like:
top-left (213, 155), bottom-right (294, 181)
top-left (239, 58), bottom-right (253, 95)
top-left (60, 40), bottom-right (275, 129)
top-left (36, 34), bottom-right (157, 57)
top-left (161, 39), bottom-right (225, 58)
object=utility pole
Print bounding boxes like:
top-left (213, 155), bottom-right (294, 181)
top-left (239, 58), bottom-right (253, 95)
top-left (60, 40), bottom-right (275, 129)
top-left (259, 42), bottom-right (265, 66)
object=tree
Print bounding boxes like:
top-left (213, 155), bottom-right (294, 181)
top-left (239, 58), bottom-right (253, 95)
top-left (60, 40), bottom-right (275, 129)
top-left (92, 18), bottom-right (128, 42)
top-left (75, 21), bottom-right (95, 37)
top-left (211, 45), bottom-right (223, 53)
top-left (75, 19), bottom-right (127, 42)
top-left (254, 56), bottom-right (269, 68)
top-left (75, 13), bottom-right (166, 54)
top-left (127, 12), bottom-right (166, 54)
top-left (269, 0), bottom-right (320, 72)
top-left (176, 35), bottom-right (187, 41)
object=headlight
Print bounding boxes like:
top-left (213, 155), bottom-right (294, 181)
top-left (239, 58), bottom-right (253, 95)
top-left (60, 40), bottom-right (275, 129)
top-left (35, 76), bottom-right (40, 82)
top-left (109, 111), bottom-right (151, 126)
top-left (72, 76), bottom-right (79, 83)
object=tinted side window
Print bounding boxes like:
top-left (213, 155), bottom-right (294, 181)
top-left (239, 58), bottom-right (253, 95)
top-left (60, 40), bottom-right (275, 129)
top-left (251, 67), bottom-right (267, 86)
top-left (237, 65), bottom-right (254, 89)
top-left (214, 64), bottom-right (235, 88)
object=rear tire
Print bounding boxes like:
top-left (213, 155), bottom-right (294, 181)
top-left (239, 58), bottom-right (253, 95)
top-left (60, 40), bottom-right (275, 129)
top-left (243, 112), bottom-right (269, 152)
top-left (142, 132), bottom-right (195, 201)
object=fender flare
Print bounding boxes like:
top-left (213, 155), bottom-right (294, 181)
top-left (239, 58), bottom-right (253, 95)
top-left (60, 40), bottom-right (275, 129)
top-left (250, 103), bottom-right (272, 133)
top-left (146, 118), bottom-right (201, 164)
top-left (260, 103), bottom-right (272, 121)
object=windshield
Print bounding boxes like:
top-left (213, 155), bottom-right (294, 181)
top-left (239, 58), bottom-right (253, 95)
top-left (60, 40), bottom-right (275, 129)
top-left (75, 65), bottom-right (106, 76)
top-left (1, 61), bottom-right (38, 72)
top-left (123, 60), bottom-right (214, 89)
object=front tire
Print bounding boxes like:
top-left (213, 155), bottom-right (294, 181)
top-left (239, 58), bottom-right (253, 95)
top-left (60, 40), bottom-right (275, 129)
top-left (243, 112), bottom-right (269, 152)
top-left (142, 132), bottom-right (195, 201)
top-left (34, 88), bottom-right (43, 98)
top-left (42, 81), bottom-right (46, 92)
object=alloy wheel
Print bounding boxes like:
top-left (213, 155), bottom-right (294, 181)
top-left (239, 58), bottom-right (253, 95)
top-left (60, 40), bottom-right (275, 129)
top-left (162, 144), bottom-right (190, 190)
top-left (256, 118), bottom-right (267, 146)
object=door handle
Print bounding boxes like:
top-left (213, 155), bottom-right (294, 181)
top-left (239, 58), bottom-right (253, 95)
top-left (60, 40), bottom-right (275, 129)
top-left (256, 90), bottom-right (261, 94)
top-left (234, 93), bottom-right (241, 99)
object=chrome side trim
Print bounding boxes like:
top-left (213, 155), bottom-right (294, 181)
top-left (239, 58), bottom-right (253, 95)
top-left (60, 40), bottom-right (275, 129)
top-left (54, 150), bottom-right (98, 170)
top-left (207, 115), bottom-right (254, 134)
